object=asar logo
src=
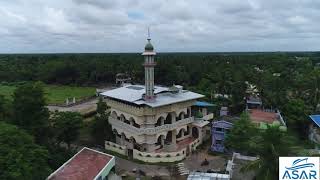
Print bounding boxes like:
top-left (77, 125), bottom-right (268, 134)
top-left (279, 157), bottom-right (320, 180)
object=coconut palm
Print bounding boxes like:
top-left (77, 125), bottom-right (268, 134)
top-left (241, 125), bottom-right (303, 180)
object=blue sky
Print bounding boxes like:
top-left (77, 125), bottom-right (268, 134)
top-left (0, 0), bottom-right (319, 53)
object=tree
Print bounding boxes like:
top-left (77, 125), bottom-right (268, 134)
top-left (225, 112), bottom-right (258, 154)
top-left (0, 122), bottom-right (51, 180)
top-left (241, 125), bottom-right (303, 180)
top-left (282, 99), bottom-right (311, 139)
top-left (52, 112), bottom-right (83, 149)
top-left (12, 82), bottom-right (49, 144)
top-left (91, 97), bottom-right (114, 145)
top-left (0, 95), bottom-right (8, 121)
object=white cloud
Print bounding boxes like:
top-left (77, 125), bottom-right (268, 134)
top-left (0, 0), bottom-right (319, 53)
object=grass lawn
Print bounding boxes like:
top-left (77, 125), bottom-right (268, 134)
top-left (0, 84), bottom-right (96, 104)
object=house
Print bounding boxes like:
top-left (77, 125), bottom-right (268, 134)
top-left (246, 95), bottom-right (262, 110)
top-left (47, 147), bottom-right (116, 180)
top-left (309, 115), bottom-right (320, 144)
top-left (248, 109), bottom-right (286, 130)
top-left (220, 107), bottom-right (228, 116)
top-left (115, 73), bottom-right (131, 86)
top-left (211, 120), bottom-right (233, 152)
top-left (102, 35), bottom-right (212, 163)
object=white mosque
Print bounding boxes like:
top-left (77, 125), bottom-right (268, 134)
top-left (103, 35), bottom-right (213, 163)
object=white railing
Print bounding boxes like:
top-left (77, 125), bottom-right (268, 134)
top-left (109, 116), bottom-right (194, 135)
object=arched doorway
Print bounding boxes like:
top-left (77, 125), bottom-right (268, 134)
top-left (165, 113), bottom-right (172, 124)
top-left (155, 117), bottom-right (164, 127)
top-left (177, 129), bottom-right (185, 139)
top-left (128, 137), bottom-right (136, 159)
top-left (192, 127), bottom-right (199, 139)
top-left (156, 135), bottom-right (165, 148)
top-left (177, 112), bottom-right (185, 121)
top-left (187, 108), bottom-right (191, 117)
top-left (111, 111), bottom-right (118, 119)
top-left (120, 114), bottom-right (126, 122)
top-left (165, 131), bottom-right (173, 144)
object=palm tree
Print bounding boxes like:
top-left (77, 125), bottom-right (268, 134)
top-left (241, 125), bottom-right (303, 180)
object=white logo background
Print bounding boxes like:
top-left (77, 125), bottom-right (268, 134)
top-left (279, 157), bottom-right (320, 180)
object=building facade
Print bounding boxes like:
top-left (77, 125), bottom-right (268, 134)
top-left (211, 120), bottom-right (233, 152)
top-left (102, 36), bottom-right (211, 162)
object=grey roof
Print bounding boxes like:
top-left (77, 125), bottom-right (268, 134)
top-left (101, 85), bottom-right (204, 108)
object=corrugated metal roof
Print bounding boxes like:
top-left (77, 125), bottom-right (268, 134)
top-left (310, 115), bottom-right (320, 127)
top-left (194, 101), bottom-right (215, 107)
top-left (101, 85), bottom-right (204, 108)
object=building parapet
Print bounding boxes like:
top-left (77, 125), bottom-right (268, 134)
top-left (109, 116), bottom-right (195, 136)
top-left (133, 148), bottom-right (186, 163)
top-left (106, 98), bottom-right (195, 116)
top-left (105, 141), bottom-right (127, 156)
top-left (189, 138), bottom-right (201, 151)
top-left (202, 113), bottom-right (214, 121)
top-left (105, 138), bottom-right (202, 163)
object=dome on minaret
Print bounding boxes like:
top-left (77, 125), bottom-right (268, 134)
top-left (144, 39), bottom-right (154, 51)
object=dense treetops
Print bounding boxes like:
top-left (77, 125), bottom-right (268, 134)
top-left (0, 122), bottom-right (51, 180)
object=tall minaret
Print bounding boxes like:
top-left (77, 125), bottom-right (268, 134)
top-left (142, 29), bottom-right (156, 102)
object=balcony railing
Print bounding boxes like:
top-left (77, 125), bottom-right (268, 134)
top-left (109, 116), bottom-right (194, 135)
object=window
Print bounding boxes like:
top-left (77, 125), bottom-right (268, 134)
top-left (216, 140), bottom-right (223, 145)
top-left (215, 127), bottom-right (223, 132)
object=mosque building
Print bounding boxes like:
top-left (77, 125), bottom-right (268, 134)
top-left (102, 35), bottom-right (212, 162)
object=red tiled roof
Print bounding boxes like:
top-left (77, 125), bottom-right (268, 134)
top-left (249, 109), bottom-right (278, 124)
top-left (48, 148), bottom-right (113, 180)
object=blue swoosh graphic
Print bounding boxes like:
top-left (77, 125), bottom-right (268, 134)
top-left (292, 158), bottom-right (308, 166)
top-left (285, 163), bottom-right (315, 171)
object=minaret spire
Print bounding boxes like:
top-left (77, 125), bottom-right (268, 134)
top-left (142, 28), bottom-right (156, 102)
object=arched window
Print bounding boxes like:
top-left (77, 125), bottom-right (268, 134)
top-left (111, 111), bottom-right (118, 119)
top-left (130, 118), bottom-right (140, 128)
top-left (177, 129), bottom-right (185, 138)
top-left (177, 112), bottom-right (185, 121)
top-left (120, 114), bottom-right (126, 122)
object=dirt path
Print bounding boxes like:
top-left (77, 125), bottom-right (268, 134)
top-left (115, 157), bottom-right (171, 177)
top-left (47, 98), bottom-right (98, 115)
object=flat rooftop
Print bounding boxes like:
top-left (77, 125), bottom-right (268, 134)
top-left (101, 85), bottom-right (204, 108)
top-left (248, 109), bottom-right (279, 124)
top-left (47, 147), bottom-right (114, 180)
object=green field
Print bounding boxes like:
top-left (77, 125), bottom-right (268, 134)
top-left (0, 84), bottom-right (96, 104)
